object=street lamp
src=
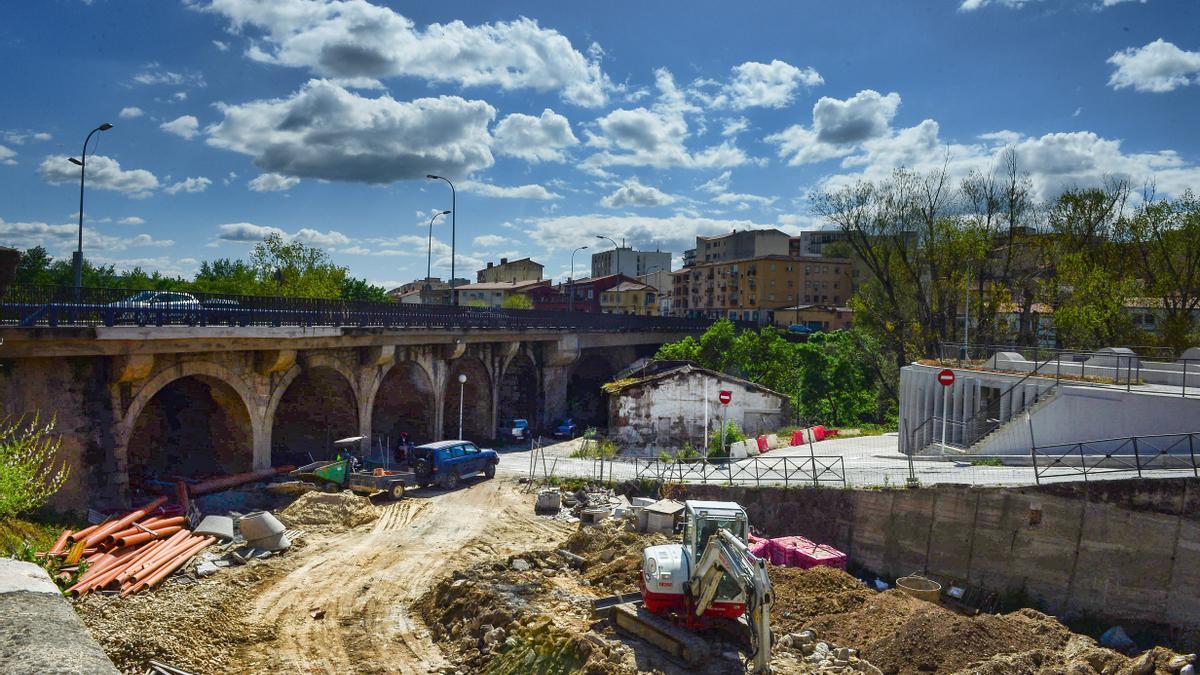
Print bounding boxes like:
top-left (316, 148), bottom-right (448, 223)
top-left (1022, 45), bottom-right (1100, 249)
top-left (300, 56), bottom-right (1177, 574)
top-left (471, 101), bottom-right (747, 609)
top-left (569, 245), bottom-right (588, 313)
top-left (425, 210), bottom-right (451, 290)
top-left (457, 373), bottom-right (468, 440)
top-left (70, 122), bottom-right (114, 293)
top-left (427, 175), bottom-right (456, 305)
top-left (597, 234), bottom-right (624, 276)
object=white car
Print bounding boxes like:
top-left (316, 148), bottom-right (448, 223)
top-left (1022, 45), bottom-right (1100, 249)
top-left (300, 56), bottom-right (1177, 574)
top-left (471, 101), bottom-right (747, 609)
top-left (109, 291), bottom-right (200, 320)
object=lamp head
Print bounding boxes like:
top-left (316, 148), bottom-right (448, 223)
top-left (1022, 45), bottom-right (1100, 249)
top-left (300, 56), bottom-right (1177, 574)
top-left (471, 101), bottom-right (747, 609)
top-left (426, 174), bottom-right (440, 180)
top-left (68, 157), bottom-right (83, 166)
top-left (457, 374), bottom-right (467, 383)
top-left (441, 210), bottom-right (452, 215)
top-left (98, 123), bottom-right (114, 131)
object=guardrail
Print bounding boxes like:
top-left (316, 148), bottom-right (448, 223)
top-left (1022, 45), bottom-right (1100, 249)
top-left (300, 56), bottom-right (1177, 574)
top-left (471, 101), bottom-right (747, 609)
top-left (1031, 431), bottom-right (1200, 484)
top-left (632, 455), bottom-right (847, 488)
top-left (0, 284), bottom-right (749, 333)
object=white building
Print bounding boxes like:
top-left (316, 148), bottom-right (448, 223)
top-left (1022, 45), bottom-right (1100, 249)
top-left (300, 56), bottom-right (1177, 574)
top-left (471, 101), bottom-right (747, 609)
top-left (591, 246), bottom-right (672, 279)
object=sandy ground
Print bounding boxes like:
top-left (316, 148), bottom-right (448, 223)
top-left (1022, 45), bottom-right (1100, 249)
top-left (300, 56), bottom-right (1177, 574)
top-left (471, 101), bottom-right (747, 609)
top-left (233, 477), bottom-right (572, 674)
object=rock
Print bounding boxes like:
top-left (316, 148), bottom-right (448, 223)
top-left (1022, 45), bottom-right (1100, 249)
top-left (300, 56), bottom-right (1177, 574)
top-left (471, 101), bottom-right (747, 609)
top-left (779, 634), bottom-right (794, 648)
top-left (504, 636), bottom-right (518, 649)
top-left (1169, 655), bottom-right (1196, 672)
top-left (1129, 652), bottom-right (1154, 675)
top-left (483, 627), bottom-right (505, 646)
top-left (511, 559), bottom-right (531, 571)
top-left (195, 561), bottom-right (219, 577)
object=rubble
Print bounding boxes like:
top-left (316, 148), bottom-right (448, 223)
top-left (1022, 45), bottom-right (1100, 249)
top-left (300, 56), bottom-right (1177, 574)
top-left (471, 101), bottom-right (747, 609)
top-left (276, 489), bottom-right (380, 530)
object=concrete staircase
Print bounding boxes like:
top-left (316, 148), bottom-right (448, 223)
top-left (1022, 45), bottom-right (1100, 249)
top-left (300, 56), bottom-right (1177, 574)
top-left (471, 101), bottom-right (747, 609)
top-left (965, 386), bottom-right (1059, 456)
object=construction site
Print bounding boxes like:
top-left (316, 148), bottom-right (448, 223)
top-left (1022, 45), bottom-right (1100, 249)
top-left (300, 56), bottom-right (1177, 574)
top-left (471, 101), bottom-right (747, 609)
top-left (5, 463), bottom-right (1192, 675)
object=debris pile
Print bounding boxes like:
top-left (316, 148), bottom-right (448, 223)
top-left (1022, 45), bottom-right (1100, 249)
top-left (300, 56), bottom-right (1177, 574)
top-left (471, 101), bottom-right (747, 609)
top-left (775, 629), bottom-right (882, 673)
top-left (38, 497), bottom-right (216, 599)
top-left (563, 519), bottom-right (671, 593)
top-left (277, 490), bottom-right (379, 530)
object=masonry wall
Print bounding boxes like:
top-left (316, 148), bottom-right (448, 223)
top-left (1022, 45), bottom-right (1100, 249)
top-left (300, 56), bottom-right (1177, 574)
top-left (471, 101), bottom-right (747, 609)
top-left (685, 478), bottom-right (1200, 629)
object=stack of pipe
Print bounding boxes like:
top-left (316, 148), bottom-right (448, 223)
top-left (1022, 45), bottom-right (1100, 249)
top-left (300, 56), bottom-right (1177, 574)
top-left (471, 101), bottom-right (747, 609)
top-left (40, 497), bottom-right (215, 599)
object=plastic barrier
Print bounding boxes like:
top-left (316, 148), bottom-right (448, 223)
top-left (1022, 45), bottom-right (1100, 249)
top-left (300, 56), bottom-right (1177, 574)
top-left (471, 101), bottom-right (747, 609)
top-left (813, 425), bottom-right (826, 442)
top-left (766, 434), bottom-right (782, 449)
top-left (791, 430), bottom-right (805, 447)
top-left (765, 535), bottom-right (848, 570)
top-left (756, 435), bottom-right (769, 452)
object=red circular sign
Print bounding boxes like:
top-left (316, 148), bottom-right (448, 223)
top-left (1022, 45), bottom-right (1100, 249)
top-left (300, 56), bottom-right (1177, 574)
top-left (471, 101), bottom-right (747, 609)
top-left (718, 390), bottom-right (732, 405)
top-left (937, 369), bottom-right (956, 387)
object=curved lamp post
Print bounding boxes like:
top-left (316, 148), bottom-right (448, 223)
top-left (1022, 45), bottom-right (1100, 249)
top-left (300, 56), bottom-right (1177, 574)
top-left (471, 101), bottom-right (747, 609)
top-left (595, 234), bottom-right (620, 314)
top-left (425, 210), bottom-right (451, 289)
top-left (69, 122), bottom-right (114, 293)
top-left (457, 373), bottom-right (468, 440)
top-left (569, 245), bottom-right (588, 313)
top-left (426, 175), bottom-right (456, 305)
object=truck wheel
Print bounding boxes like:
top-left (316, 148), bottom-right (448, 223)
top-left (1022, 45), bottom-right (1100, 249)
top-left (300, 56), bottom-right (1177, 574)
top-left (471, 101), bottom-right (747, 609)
top-left (322, 481), bottom-right (340, 494)
top-left (389, 483), bottom-right (405, 500)
top-left (484, 462), bottom-right (496, 479)
top-left (441, 470), bottom-right (459, 490)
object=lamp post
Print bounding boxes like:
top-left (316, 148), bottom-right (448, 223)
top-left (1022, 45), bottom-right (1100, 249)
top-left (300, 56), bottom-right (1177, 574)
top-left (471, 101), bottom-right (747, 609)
top-left (569, 245), bottom-right (588, 313)
top-left (426, 175), bottom-right (456, 305)
top-left (457, 373), bottom-right (467, 440)
top-left (425, 210), bottom-right (451, 289)
top-left (69, 122), bottom-right (114, 293)
top-left (597, 234), bottom-right (624, 276)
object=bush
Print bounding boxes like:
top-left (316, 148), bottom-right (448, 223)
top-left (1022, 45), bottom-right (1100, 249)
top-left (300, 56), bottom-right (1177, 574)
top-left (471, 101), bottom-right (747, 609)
top-left (0, 414), bottom-right (68, 519)
top-left (570, 438), bottom-right (618, 460)
top-left (677, 442), bottom-right (700, 460)
top-left (707, 421), bottom-right (745, 459)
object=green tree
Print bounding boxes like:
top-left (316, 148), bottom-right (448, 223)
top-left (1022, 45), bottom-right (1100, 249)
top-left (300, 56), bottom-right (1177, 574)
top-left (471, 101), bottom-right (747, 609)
top-left (14, 247), bottom-right (55, 285)
top-left (501, 294), bottom-right (533, 310)
top-left (0, 415), bottom-right (69, 519)
top-left (1122, 190), bottom-right (1200, 352)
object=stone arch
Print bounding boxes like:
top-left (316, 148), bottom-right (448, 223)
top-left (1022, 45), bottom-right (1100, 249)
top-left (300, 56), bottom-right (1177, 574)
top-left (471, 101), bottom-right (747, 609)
top-left (497, 352), bottom-right (539, 434)
top-left (442, 357), bottom-right (492, 442)
top-left (370, 361), bottom-right (437, 448)
top-left (121, 363), bottom-right (258, 485)
top-left (268, 363), bottom-right (360, 466)
top-left (567, 353), bottom-right (616, 431)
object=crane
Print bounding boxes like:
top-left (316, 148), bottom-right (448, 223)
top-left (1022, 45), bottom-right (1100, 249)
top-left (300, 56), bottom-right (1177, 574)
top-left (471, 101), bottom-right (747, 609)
top-left (616, 500), bottom-right (774, 673)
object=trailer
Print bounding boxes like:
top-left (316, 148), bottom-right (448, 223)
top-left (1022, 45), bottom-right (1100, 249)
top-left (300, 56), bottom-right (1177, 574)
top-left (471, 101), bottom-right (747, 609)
top-left (289, 436), bottom-right (415, 499)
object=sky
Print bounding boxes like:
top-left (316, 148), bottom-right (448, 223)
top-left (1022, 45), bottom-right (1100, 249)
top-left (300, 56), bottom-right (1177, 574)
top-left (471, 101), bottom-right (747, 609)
top-left (2, 0), bottom-right (1199, 289)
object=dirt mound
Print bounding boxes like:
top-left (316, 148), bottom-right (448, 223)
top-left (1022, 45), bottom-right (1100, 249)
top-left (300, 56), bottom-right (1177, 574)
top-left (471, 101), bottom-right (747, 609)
top-left (771, 565), bottom-right (872, 634)
top-left (564, 520), bottom-right (671, 593)
top-left (277, 490), bottom-right (379, 529)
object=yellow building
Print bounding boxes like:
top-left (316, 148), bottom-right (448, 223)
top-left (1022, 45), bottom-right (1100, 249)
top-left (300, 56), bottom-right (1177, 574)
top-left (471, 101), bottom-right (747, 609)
top-left (599, 281), bottom-right (658, 316)
top-left (672, 254), bottom-right (853, 323)
top-left (476, 257), bottom-right (544, 283)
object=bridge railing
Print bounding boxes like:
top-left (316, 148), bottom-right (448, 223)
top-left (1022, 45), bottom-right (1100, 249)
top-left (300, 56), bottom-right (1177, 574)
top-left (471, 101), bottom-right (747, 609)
top-left (0, 284), bottom-right (752, 332)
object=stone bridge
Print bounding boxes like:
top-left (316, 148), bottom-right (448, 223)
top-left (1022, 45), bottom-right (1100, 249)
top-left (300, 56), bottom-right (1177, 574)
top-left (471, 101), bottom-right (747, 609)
top-left (0, 325), bottom-right (686, 510)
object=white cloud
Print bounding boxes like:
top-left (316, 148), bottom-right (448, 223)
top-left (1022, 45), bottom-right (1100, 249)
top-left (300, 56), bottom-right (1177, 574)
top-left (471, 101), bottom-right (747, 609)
top-left (160, 115), bottom-right (200, 139)
top-left (599, 179), bottom-right (678, 208)
top-left (0, 145), bottom-right (15, 166)
top-left (295, 227), bottom-right (351, 247)
top-left (164, 176), bottom-right (212, 194)
top-left (960, 0), bottom-right (1145, 8)
top-left (767, 89), bottom-right (902, 165)
top-left (473, 234), bottom-right (509, 247)
top-left (2, 131), bottom-right (52, 145)
top-left (493, 108), bottom-right (578, 162)
top-left (0, 217), bottom-right (172, 255)
top-left (525, 213), bottom-right (772, 255)
top-left (698, 171), bottom-right (732, 194)
top-left (721, 117), bottom-right (749, 137)
top-left (118, 216), bottom-right (145, 225)
top-left (215, 222), bottom-right (349, 248)
top-left (1108, 39), bottom-right (1200, 93)
top-left (38, 154), bottom-right (159, 197)
top-left (695, 170), bottom-right (774, 209)
top-left (248, 172), bottom-right (300, 192)
top-left (131, 64), bottom-right (206, 88)
top-left (458, 180), bottom-right (560, 200)
top-left (193, 0), bottom-right (611, 106)
top-left (720, 60), bottom-right (823, 109)
top-left (212, 39), bottom-right (230, 51)
top-left (119, 106), bottom-right (145, 119)
top-left (207, 79), bottom-right (495, 183)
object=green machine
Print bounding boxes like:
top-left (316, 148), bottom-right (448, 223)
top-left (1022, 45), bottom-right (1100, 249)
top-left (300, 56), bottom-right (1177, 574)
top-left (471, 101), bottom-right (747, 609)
top-left (290, 436), bottom-right (415, 500)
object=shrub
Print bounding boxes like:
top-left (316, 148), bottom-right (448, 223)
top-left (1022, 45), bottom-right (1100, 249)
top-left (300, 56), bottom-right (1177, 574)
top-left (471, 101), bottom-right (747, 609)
top-left (677, 442), bottom-right (700, 460)
top-left (0, 414), bottom-right (68, 519)
top-left (706, 421), bottom-right (744, 459)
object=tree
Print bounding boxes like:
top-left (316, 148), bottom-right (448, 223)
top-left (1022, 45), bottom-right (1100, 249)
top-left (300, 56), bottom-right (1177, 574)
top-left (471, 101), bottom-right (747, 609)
top-left (249, 233), bottom-right (348, 298)
top-left (14, 247), bottom-right (54, 285)
top-left (1122, 190), bottom-right (1200, 352)
top-left (501, 294), bottom-right (533, 310)
top-left (0, 414), bottom-right (68, 519)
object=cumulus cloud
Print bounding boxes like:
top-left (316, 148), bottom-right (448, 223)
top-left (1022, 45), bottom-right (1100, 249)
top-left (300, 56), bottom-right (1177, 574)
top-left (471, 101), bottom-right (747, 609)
top-left (192, 0), bottom-right (611, 106)
top-left (583, 69), bottom-right (752, 171)
top-left (473, 234), bottom-right (509, 247)
top-left (164, 176), bottom-right (212, 194)
top-left (160, 115), bottom-right (200, 139)
top-left (1108, 39), bottom-right (1200, 93)
top-left (599, 179), bottom-right (678, 208)
top-left (131, 63), bottom-right (206, 88)
top-left (695, 170), bottom-right (774, 210)
top-left (493, 108), bottom-right (579, 162)
top-left (525, 213), bottom-right (772, 255)
top-left (248, 172), bottom-right (300, 192)
top-left (38, 154), bottom-right (159, 197)
top-left (0, 217), bottom-right (172, 254)
top-left (3, 131), bottom-right (52, 145)
top-left (0, 145), bottom-right (15, 166)
top-left (118, 216), bottom-right (145, 225)
top-left (767, 89), bottom-right (902, 165)
top-left (119, 107), bottom-right (144, 119)
top-left (458, 180), bottom-right (560, 200)
top-left (698, 60), bottom-right (823, 109)
top-left (207, 79), bottom-right (495, 183)
top-left (215, 222), bottom-right (350, 247)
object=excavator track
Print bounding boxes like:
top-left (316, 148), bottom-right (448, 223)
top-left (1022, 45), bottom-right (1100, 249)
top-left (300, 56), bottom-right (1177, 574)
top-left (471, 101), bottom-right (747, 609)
top-left (612, 603), bottom-right (710, 667)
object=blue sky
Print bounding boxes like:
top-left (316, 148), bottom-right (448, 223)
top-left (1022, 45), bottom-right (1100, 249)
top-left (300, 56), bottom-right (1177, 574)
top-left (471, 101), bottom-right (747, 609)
top-left (2, 0), bottom-right (1198, 288)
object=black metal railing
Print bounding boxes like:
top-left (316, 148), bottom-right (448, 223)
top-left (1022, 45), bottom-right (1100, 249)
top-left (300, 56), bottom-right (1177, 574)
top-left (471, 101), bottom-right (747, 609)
top-left (631, 455), bottom-right (846, 488)
top-left (0, 284), bottom-right (753, 333)
top-left (1031, 431), bottom-right (1200, 483)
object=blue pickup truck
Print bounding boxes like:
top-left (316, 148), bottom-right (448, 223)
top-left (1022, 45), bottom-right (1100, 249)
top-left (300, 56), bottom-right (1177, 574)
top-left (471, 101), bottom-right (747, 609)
top-left (410, 440), bottom-right (499, 489)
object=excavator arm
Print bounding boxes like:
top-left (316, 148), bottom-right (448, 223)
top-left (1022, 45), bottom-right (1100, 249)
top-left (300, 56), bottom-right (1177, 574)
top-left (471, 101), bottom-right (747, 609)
top-left (690, 529), bottom-right (774, 674)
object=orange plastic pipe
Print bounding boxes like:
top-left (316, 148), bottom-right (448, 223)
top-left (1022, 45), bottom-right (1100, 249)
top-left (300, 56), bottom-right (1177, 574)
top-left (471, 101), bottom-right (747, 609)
top-left (106, 515), bottom-right (184, 543)
top-left (127, 533), bottom-right (197, 583)
top-left (126, 536), bottom-right (214, 596)
top-left (116, 532), bottom-right (188, 585)
top-left (188, 466), bottom-right (294, 496)
top-left (48, 530), bottom-right (72, 555)
top-left (68, 522), bottom-right (104, 543)
top-left (114, 525), bottom-right (183, 548)
top-left (84, 496), bottom-right (168, 547)
top-left (123, 536), bottom-right (204, 595)
top-left (75, 539), bottom-right (173, 596)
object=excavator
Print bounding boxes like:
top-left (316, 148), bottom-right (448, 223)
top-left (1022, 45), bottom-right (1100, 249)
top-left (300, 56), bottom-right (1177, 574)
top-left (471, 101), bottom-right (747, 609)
top-left (613, 500), bottom-right (774, 674)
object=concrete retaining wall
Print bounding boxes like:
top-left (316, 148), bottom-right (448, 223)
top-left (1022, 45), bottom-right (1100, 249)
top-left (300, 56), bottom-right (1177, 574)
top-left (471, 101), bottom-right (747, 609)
top-left (685, 478), bottom-right (1200, 629)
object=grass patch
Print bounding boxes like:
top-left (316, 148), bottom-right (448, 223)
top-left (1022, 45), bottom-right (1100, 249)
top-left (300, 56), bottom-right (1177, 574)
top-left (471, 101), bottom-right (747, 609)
top-left (0, 509), bottom-right (86, 556)
top-left (569, 438), bottom-right (618, 460)
top-left (970, 457), bottom-right (1004, 467)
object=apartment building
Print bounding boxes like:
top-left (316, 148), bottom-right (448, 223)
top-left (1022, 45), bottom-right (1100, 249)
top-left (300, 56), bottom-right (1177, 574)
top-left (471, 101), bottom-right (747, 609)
top-left (476, 257), bottom-right (543, 283)
top-left (672, 254), bottom-right (853, 323)
top-left (692, 228), bottom-right (790, 265)
top-left (591, 247), bottom-right (671, 278)
top-left (599, 280), bottom-right (659, 316)
top-left (456, 279), bottom-right (548, 308)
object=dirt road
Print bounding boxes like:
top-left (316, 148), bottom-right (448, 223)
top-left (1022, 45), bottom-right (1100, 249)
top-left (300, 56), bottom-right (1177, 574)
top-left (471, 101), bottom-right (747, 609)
top-left (237, 478), bottom-right (571, 674)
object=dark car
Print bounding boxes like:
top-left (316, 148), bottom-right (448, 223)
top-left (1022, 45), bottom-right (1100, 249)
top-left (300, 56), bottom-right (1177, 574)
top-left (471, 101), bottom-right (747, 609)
top-left (410, 440), bottom-right (499, 489)
top-left (498, 417), bottom-right (531, 443)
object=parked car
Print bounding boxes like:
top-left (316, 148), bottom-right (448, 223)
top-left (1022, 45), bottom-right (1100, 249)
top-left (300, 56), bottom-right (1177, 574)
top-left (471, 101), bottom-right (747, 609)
top-left (554, 418), bottom-right (578, 438)
top-left (108, 291), bottom-right (200, 321)
top-left (786, 324), bottom-right (814, 335)
top-left (410, 440), bottom-right (499, 489)
top-left (498, 418), bottom-right (531, 443)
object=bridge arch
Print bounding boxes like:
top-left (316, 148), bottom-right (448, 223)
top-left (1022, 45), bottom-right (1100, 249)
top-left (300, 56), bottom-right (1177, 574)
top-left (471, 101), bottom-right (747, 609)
top-left (267, 361), bottom-right (360, 466)
top-left (370, 360), bottom-right (437, 448)
top-left (442, 356), bottom-right (492, 442)
top-left (567, 353), bottom-right (616, 431)
top-left (497, 352), bottom-right (539, 434)
top-left (120, 362), bottom-right (258, 485)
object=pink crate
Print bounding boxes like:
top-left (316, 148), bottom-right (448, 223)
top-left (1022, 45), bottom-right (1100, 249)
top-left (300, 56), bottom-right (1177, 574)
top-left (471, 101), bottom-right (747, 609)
top-left (768, 535), bottom-right (848, 570)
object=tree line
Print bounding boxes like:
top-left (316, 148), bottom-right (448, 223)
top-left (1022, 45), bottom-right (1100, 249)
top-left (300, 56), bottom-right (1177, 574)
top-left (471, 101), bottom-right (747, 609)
top-left (12, 233), bottom-right (390, 302)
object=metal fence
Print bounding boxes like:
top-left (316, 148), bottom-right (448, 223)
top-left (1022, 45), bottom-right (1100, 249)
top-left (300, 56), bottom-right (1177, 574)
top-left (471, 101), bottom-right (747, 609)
top-left (0, 284), bottom-right (752, 332)
top-left (631, 455), bottom-right (847, 488)
top-left (1031, 431), bottom-right (1200, 484)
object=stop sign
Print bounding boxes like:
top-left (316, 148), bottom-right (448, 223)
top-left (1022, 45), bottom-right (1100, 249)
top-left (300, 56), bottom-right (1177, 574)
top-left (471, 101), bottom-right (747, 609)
top-left (718, 390), bottom-right (732, 405)
top-left (937, 369), bottom-right (956, 387)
